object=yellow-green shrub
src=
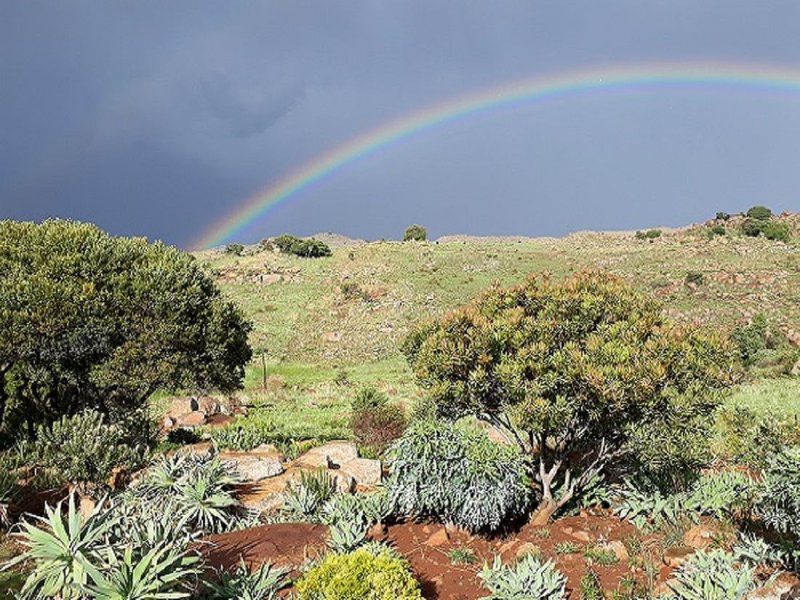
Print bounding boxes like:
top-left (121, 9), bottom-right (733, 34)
top-left (294, 546), bottom-right (422, 600)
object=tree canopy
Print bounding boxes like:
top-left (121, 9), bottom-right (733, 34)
top-left (403, 271), bottom-right (736, 522)
top-left (0, 220), bottom-right (252, 437)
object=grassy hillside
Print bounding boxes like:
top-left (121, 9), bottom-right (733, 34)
top-left (197, 215), bottom-right (800, 368)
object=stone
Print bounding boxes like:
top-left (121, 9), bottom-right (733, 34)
top-left (297, 441), bottom-right (358, 469)
top-left (107, 466), bottom-right (129, 491)
top-left (423, 527), bottom-right (450, 547)
top-left (791, 359), bottom-right (800, 377)
top-left (747, 573), bottom-right (800, 600)
top-left (339, 458), bottom-right (381, 486)
top-left (163, 416), bottom-right (176, 429)
top-left (562, 526), bottom-right (592, 543)
top-left (515, 542), bottom-right (541, 560)
top-left (663, 547), bottom-right (695, 568)
top-left (176, 411), bottom-right (207, 428)
top-left (683, 523), bottom-right (716, 550)
top-left (228, 456), bottom-right (284, 482)
top-left (196, 396), bottom-right (221, 416)
top-left (168, 397), bottom-right (195, 416)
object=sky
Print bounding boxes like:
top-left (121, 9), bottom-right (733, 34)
top-left (1, 2), bottom-right (800, 248)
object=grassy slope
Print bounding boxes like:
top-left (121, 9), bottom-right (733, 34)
top-left (196, 218), bottom-right (800, 431)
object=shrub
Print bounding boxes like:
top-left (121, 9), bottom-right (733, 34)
top-left (733, 532), bottom-right (786, 568)
top-left (715, 212), bottom-right (731, 221)
top-left (204, 559), bottom-right (286, 600)
top-left (713, 406), bottom-right (791, 469)
top-left (0, 219), bottom-right (251, 436)
top-left (741, 218), bottom-right (765, 237)
top-left (684, 271), bottom-right (705, 286)
top-left (403, 272), bottom-right (735, 522)
top-left (746, 205), bottom-right (772, 220)
top-left (321, 491), bottom-right (392, 552)
top-left (729, 313), bottom-right (797, 373)
top-left (28, 409), bottom-right (147, 493)
top-left (635, 229), bottom-right (662, 240)
top-left (225, 243), bottom-right (244, 256)
top-left (403, 224), bottom-right (427, 242)
top-left (667, 550), bottom-right (755, 599)
top-left (731, 314), bottom-right (769, 366)
top-left (294, 546), bottom-right (422, 600)
top-left (755, 446), bottom-right (800, 540)
top-left (386, 420), bottom-right (531, 533)
top-left (479, 554), bottom-right (567, 600)
top-left (273, 235), bottom-right (331, 258)
top-left (709, 224), bottom-right (726, 236)
top-left (762, 220), bottom-right (791, 242)
top-left (351, 403), bottom-right (406, 457)
top-left (352, 386), bottom-right (389, 412)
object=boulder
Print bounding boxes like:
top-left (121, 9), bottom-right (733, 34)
top-left (562, 525), bottom-right (592, 543)
top-left (663, 546), bottom-right (695, 568)
top-left (297, 441), bottom-right (358, 468)
top-left (227, 456), bottom-right (284, 482)
top-left (339, 458), bottom-right (381, 487)
top-left (196, 396), bottom-right (221, 416)
top-left (683, 523), bottom-right (716, 550)
top-left (423, 526), bottom-right (449, 547)
top-left (599, 540), bottom-right (629, 562)
top-left (175, 411), bottom-right (207, 428)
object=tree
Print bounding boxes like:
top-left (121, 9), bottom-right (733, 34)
top-left (403, 272), bottom-right (735, 523)
top-left (0, 220), bottom-right (252, 438)
top-left (403, 225), bottom-right (427, 242)
top-left (745, 205), bottom-right (772, 221)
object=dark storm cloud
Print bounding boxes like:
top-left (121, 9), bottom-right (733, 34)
top-left (2, 1), bottom-right (800, 246)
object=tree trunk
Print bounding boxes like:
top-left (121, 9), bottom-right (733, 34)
top-left (530, 498), bottom-right (559, 526)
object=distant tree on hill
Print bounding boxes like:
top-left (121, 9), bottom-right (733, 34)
top-left (746, 205), bottom-right (773, 221)
top-left (225, 243), bottom-right (244, 256)
top-left (273, 234), bottom-right (331, 257)
top-left (403, 224), bottom-right (427, 242)
top-left (0, 220), bottom-right (252, 439)
top-left (403, 272), bottom-right (736, 523)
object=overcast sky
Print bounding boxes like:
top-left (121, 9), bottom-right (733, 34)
top-left (2, 1), bottom-right (800, 247)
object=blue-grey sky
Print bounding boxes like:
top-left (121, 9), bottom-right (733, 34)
top-left (2, 1), bottom-right (799, 247)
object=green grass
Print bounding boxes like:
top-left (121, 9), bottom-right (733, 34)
top-left (727, 378), bottom-right (800, 418)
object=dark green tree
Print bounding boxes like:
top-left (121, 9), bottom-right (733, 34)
top-left (403, 272), bottom-right (736, 523)
top-left (403, 225), bottom-right (427, 242)
top-left (0, 220), bottom-right (252, 437)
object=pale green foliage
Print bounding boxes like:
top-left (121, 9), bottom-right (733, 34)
top-left (283, 469), bottom-right (336, 522)
top-left (479, 554), bottom-right (567, 600)
top-left (29, 409), bottom-right (147, 491)
top-left (755, 446), bottom-right (800, 539)
top-left (733, 533), bottom-right (786, 568)
top-left (5, 494), bottom-right (116, 599)
top-left (386, 420), bottom-right (531, 532)
top-left (204, 559), bottom-right (286, 600)
top-left (321, 491), bottom-right (392, 552)
top-left (667, 550), bottom-right (755, 600)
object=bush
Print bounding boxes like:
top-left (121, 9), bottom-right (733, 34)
top-left (283, 469), bottom-right (336, 522)
top-left (352, 386), bottom-right (389, 412)
top-left (755, 446), bottom-right (800, 540)
top-left (746, 205), bottom-right (773, 220)
top-left (294, 545), bottom-right (422, 600)
top-left (713, 406), bottom-right (793, 469)
top-left (321, 491), bottom-right (392, 553)
top-left (0, 219), bottom-right (251, 437)
top-left (684, 271), bottom-right (705, 286)
top-left (386, 420), bottom-right (531, 533)
top-left (28, 409), bottom-right (147, 493)
top-left (273, 235), bottom-right (331, 258)
top-left (403, 225), bottom-right (427, 242)
top-left (635, 229), bottom-right (662, 240)
top-left (225, 243), bottom-right (244, 256)
top-left (762, 220), bottom-right (791, 242)
top-left (667, 549), bottom-right (755, 599)
top-left (716, 212), bottom-right (731, 221)
top-left (709, 224), bottom-right (726, 236)
top-left (741, 218), bottom-right (765, 237)
top-left (351, 403), bottom-right (406, 457)
top-left (403, 272), bottom-right (735, 522)
top-left (479, 554), bottom-right (567, 600)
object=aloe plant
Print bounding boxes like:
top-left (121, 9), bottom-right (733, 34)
top-left (479, 554), bottom-right (567, 600)
top-left (5, 493), bottom-right (117, 599)
top-left (204, 559), bottom-right (286, 600)
top-left (85, 542), bottom-right (200, 600)
top-left (667, 550), bottom-right (755, 600)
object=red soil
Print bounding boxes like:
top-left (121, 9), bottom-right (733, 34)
top-left (201, 513), bottom-right (672, 599)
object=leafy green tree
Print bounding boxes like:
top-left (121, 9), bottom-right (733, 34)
top-left (0, 220), bottom-right (252, 438)
top-left (746, 205), bottom-right (772, 221)
top-left (403, 272), bottom-right (735, 523)
top-left (403, 224), bottom-right (427, 242)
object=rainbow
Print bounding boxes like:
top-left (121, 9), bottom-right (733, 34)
top-left (193, 62), bottom-right (800, 249)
